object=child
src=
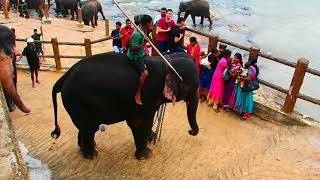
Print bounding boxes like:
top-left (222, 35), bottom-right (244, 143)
top-left (187, 37), bottom-right (201, 72)
top-left (111, 22), bottom-right (123, 54)
top-left (235, 62), bottom-right (250, 88)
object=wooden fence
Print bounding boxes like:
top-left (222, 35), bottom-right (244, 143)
top-left (15, 24), bottom-right (320, 114)
top-left (16, 36), bottom-right (113, 70)
top-left (183, 27), bottom-right (320, 113)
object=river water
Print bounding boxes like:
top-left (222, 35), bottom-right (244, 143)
top-left (99, 0), bottom-right (320, 120)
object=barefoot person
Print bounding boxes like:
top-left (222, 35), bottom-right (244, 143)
top-left (18, 38), bottom-right (40, 88)
top-left (127, 15), bottom-right (153, 105)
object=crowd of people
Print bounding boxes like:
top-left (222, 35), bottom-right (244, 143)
top-left (110, 7), bottom-right (260, 120)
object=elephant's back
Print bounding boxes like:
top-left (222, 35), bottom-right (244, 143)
top-left (62, 0), bottom-right (76, 8)
top-left (62, 52), bottom-right (138, 101)
top-left (191, 0), bottom-right (210, 13)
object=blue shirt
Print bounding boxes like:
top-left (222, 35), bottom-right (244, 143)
top-left (111, 29), bottom-right (122, 48)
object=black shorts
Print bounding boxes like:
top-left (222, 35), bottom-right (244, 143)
top-left (29, 62), bottom-right (40, 72)
top-left (128, 57), bottom-right (146, 73)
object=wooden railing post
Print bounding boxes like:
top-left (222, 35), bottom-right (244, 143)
top-left (77, 5), bottom-right (83, 26)
top-left (208, 34), bottom-right (219, 53)
top-left (3, 0), bottom-right (9, 19)
top-left (283, 58), bottom-right (309, 113)
top-left (44, 3), bottom-right (49, 19)
top-left (151, 25), bottom-right (157, 56)
top-left (51, 38), bottom-right (62, 70)
top-left (84, 38), bottom-right (92, 56)
top-left (105, 19), bottom-right (110, 36)
top-left (249, 46), bottom-right (260, 62)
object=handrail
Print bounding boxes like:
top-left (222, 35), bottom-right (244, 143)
top-left (184, 26), bottom-right (320, 111)
top-left (91, 36), bottom-right (113, 44)
top-left (185, 27), bottom-right (320, 78)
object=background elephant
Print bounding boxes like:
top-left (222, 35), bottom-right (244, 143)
top-left (178, 0), bottom-right (212, 26)
top-left (55, 0), bottom-right (78, 19)
top-left (51, 52), bottom-right (199, 160)
top-left (81, 1), bottom-right (98, 27)
top-left (80, 0), bottom-right (105, 25)
top-left (0, 25), bottom-right (30, 114)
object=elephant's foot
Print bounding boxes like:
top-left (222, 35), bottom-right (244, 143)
top-left (81, 148), bottom-right (98, 159)
top-left (135, 147), bottom-right (152, 160)
top-left (188, 128), bottom-right (199, 136)
top-left (71, 17), bottom-right (74, 20)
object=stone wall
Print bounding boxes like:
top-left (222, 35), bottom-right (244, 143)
top-left (0, 85), bottom-right (29, 179)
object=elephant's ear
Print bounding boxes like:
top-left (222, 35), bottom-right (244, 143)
top-left (163, 72), bottom-right (180, 104)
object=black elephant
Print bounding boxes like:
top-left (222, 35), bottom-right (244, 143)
top-left (55, 0), bottom-right (78, 20)
top-left (0, 25), bottom-right (31, 114)
top-left (178, 0), bottom-right (212, 27)
top-left (51, 52), bottom-right (200, 160)
top-left (80, 0), bottom-right (105, 27)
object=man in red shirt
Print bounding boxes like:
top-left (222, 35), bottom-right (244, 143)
top-left (120, 19), bottom-right (135, 53)
top-left (156, 9), bottom-right (175, 53)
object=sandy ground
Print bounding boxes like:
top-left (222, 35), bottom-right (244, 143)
top-left (8, 70), bottom-right (320, 179)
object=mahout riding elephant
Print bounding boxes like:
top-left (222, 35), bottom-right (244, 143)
top-left (0, 25), bottom-right (31, 114)
top-left (80, 0), bottom-right (105, 27)
top-left (55, 0), bottom-right (78, 20)
top-left (51, 52), bottom-right (200, 160)
top-left (178, 0), bottom-right (212, 27)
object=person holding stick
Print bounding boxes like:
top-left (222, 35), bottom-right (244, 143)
top-left (127, 15), bottom-right (153, 105)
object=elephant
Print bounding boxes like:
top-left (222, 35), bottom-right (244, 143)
top-left (80, 0), bottom-right (105, 27)
top-left (18, 0), bottom-right (51, 17)
top-left (178, 0), bottom-right (212, 27)
top-left (0, 25), bottom-right (31, 114)
top-left (51, 52), bottom-right (200, 160)
top-left (55, 0), bottom-right (78, 20)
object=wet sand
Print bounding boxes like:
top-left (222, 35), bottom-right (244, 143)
top-left (9, 70), bottom-right (320, 179)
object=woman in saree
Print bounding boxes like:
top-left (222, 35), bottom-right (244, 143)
top-left (207, 49), bottom-right (232, 112)
top-left (222, 53), bottom-right (243, 111)
top-left (232, 61), bottom-right (259, 120)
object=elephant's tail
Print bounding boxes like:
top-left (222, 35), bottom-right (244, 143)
top-left (51, 73), bottom-right (67, 139)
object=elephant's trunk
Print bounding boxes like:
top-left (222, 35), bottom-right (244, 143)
top-left (186, 91), bottom-right (199, 136)
top-left (0, 55), bottom-right (31, 113)
top-left (178, 10), bottom-right (181, 18)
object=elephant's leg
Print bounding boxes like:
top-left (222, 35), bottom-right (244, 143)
top-left (71, 10), bottom-right (75, 20)
top-left (183, 13), bottom-right (189, 21)
top-left (80, 128), bottom-right (98, 159)
top-left (78, 131), bottom-right (82, 148)
top-left (191, 15), bottom-right (196, 26)
top-left (200, 16), bottom-right (204, 25)
top-left (90, 16), bottom-right (95, 28)
top-left (100, 11), bottom-right (105, 20)
top-left (208, 16), bottom-right (213, 27)
top-left (126, 111), bottom-right (155, 160)
top-left (95, 15), bottom-right (98, 26)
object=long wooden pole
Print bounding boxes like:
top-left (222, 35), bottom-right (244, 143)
top-left (112, 0), bottom-right (183, 81)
